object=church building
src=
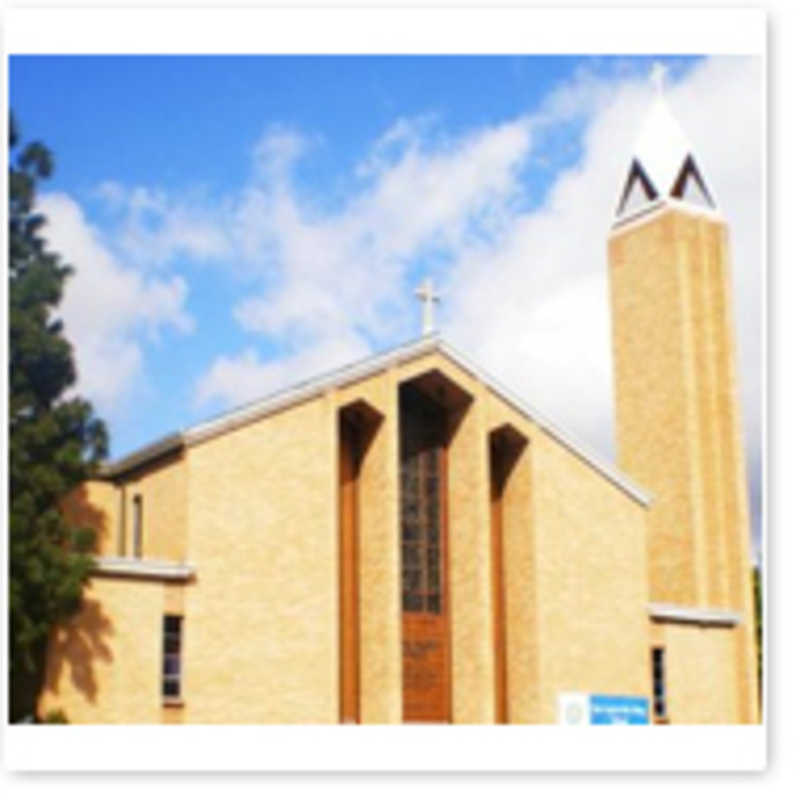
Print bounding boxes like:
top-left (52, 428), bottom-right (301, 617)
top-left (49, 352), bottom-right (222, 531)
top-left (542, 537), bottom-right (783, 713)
top-left (38, 86), bottom-right (759, 725)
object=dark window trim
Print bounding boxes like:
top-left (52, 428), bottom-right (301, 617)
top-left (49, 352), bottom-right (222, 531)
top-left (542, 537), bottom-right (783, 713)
top-left (132, 493), bottom-right (143, 559)
top-left (162, 614), bottom-right (183, 703)
top-left (400, 385), bottom-right (446, 615)
top-left (651, 646), bottom-right (667, 722)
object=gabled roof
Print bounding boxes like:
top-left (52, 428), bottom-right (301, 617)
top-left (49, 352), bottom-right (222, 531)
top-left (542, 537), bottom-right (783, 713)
top-left (99, 335), bottom-right (651, 506)
top-left (615, 93), bottom-right (716, 220)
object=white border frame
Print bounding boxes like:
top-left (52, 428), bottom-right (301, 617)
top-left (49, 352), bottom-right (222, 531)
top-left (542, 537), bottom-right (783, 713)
top-left (3, 4), bottom-right (767, 776)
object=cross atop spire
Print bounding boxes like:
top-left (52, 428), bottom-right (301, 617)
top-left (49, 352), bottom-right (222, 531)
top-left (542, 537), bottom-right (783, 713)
top-left (650, 61), bottom-right (668, 95)
top-left (414, 277), bottom-right (441, 336)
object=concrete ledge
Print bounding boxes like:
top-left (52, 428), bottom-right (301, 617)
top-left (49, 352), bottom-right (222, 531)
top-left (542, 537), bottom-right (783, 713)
top-left (648, 602), bottom-right (741, 627)
top-left (92, 556), bottom-right (195, 581)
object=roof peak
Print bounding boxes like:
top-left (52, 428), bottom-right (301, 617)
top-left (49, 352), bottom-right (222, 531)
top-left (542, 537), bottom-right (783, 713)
top-left (98, 333), bottom-right (651, 506)
top-left (615, 76), bottom-right (716, 220)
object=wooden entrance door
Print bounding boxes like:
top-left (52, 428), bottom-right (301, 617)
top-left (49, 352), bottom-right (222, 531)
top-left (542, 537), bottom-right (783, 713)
top-left (400, 385), bottom-right (450, 722)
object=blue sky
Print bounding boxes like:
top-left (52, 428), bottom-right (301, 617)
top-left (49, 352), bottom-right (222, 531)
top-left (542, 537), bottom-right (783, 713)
top-left (8, 54), bottom-right (762, 549)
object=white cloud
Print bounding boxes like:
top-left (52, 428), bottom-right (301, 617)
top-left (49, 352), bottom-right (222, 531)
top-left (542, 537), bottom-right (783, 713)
top-left (193, 111), bottom-right (545, 407)
top-left (251, 124), bottom-right (310, 182)
top-left (442, 55), bottom-right (762, 541)
top-left (36, 192), bottom-right (194, 416)
top-left (195, 333), bottom-right (369, 411)
top-left (93, 181), bottom-right (232, 269)
top-left (192, 56), bottom-right (762, 547)
top-left (77, 56), bottom-right (761, 550)
top-left (670, 57), bottom-right (762, 468)
top-left (235, 113), bottom-right (537, 332)
top-left (192, 80), bottom-right (623, 409)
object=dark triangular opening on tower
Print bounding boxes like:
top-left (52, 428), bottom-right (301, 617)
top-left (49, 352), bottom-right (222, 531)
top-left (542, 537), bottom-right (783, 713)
top-left (616, 158), bottom-right (659, 217)
top-left (670, 154), bottom-right (715, 208)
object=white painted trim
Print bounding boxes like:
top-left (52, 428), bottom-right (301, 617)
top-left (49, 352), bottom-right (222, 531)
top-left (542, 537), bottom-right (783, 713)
top-left (98, 433), bottom-right (183, 478)
top-left (610, 196), bottom-right (724, 236)
top-left (667, 197), bottom-right (725, 221)
top-left (183, 334), bottom-right (441, 446)
top-left (92, 556), bottom-right (195, 581)
top-left (648, 602), bottom-right (741, 626)
top-left (611, 197), bottom-right (668, 230)
top-left (436, 341), bottom-right (652, 505)
top-left (98, 334), bottom-right (652, 507)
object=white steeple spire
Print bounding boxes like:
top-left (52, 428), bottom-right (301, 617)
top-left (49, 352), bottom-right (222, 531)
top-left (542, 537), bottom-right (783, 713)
top-left (615, 63), bottom-right (716, 219)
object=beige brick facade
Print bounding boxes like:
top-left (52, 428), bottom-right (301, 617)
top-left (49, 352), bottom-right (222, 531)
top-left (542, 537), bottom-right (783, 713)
top-left (122, 453), bottom-right (188, 562)
top-left (650, 621), bottom-right (739, 724)
top-left (533, 434), bottom-right (651, 722)
top-left (38, 200), bottom-right (757, 725)
top-left (41, 346), bottom-right (660, 724)
top-left (609, 205), bottom-right (759, 723)
top-left (39, 576), bottom-right (165, 724)
top-left (182, 394), bottom-right (339, 724)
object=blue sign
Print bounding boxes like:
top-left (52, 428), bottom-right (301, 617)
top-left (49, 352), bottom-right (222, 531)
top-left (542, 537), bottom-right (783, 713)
top-left (589, 694), bottom-right (649, 725)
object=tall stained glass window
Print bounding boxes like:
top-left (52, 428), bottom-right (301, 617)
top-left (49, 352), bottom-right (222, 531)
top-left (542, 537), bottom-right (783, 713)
top-left (400, 385), bottom-right (445, 615)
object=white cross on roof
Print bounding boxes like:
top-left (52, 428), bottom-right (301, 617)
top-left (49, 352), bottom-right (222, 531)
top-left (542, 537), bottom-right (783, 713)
top-left (414, 277), bottom-right (441, 335)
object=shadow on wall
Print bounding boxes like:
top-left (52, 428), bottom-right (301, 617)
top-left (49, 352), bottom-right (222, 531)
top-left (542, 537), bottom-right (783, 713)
top-left (61, 482), bottom-right (113, 554)
top-left (44, 486), bottom-right (116, 705)
top-left (44, 597), bottom-right (115, 704)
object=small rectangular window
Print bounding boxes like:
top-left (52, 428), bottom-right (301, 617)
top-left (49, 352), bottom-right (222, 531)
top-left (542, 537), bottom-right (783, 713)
top-left (162, 615), bottom-right (182, 700)
top-left (132, 494), bottom-right (143, 558)
top-left (117, 485), bottom-right (126, 556)
top-left (651, 646), bottom-right (667, 721)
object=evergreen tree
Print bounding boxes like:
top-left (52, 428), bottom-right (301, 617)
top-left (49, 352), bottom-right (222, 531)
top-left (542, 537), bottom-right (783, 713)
top-left (8, 114), bottom-right (108, 722)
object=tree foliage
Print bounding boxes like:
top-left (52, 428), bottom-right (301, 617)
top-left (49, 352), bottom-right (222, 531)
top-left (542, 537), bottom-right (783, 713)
top-left (753, 564), bottom-right (762, 708)
top-left (8, 113), bottom-right (108, 721)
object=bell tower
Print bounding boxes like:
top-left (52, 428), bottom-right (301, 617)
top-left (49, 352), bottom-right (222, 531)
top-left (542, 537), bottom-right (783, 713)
top-left (607, 73), bottom-right (758, 721)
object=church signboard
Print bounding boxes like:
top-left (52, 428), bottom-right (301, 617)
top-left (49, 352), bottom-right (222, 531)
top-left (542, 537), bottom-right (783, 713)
top-left (558, 693), bottom-right (650, 725)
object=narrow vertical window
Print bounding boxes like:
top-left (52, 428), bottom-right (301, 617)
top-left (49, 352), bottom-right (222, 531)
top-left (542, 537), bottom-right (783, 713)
top-left (132, 494), bottom-right (143, 558)
top-left (163, 615), bottom-right (182, 701)
top-left (118, 485), bottom-right (127, 556)
top-left (652, 646), bottom-right (667, 721)
top-left (400, 381), bottom-right (450, 723)
top-left (400, 388), bottom-right (445, 615)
